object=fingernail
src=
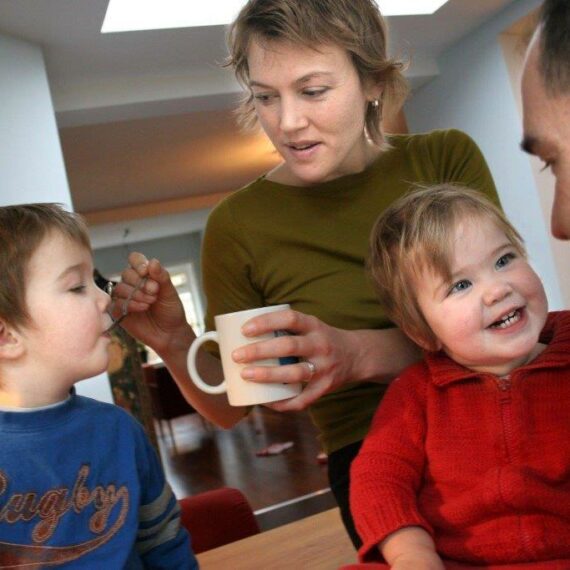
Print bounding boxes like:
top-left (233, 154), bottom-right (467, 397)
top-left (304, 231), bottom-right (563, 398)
top-left (241, 368), bottom-right (254, 379)
top-left (242, 323), bottom-right (256, 335)
top-left (233, 349), bottom-right (245, 362)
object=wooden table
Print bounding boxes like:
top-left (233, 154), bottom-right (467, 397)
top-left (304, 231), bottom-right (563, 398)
top-left (196, 507), bottom-right (357, 569)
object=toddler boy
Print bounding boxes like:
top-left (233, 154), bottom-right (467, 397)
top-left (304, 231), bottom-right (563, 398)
top-left (0, 203), bottom-right (198, 568)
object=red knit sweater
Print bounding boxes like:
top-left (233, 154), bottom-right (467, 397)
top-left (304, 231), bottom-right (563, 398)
top-left (350, 311), bottom-right (570, 566)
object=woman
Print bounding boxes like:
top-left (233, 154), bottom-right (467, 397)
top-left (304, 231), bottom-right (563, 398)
top-left (115, 0), bottom-right (498, 548)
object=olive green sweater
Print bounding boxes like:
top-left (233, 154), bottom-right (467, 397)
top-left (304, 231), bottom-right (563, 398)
top-left (201, 129), bottom-right (499, 453)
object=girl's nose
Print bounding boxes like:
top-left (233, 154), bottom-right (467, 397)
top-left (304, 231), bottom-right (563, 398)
top-left (483, 280), bottom-right (512, 306)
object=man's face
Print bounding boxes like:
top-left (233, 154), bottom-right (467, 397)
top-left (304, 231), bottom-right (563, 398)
top-left (521, 33), bottom-right (570, 239)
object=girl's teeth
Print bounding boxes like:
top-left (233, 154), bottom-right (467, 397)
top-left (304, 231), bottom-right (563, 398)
top-left (492, 310), bottom-right (520, 329)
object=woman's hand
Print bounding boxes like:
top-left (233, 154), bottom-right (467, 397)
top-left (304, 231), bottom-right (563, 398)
top-left (110, 252), bottom-right (194, 356)
top-left (112, 252), bottom-right (246, 428)
top-left (230, 308), bottom-right (422, 411)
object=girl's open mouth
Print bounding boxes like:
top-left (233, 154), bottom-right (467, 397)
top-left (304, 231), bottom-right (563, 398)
top-left (489, 308), bottom-right (522, 329)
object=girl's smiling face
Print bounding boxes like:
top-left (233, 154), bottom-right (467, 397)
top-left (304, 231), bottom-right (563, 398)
top-left (414, 215), bottom-right (548, 376)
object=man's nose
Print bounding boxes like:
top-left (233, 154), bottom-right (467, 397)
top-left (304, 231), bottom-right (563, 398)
top-left (551, 178), bottom-right (570, 240)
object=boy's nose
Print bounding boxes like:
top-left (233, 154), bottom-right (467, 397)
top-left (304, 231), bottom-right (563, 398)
top-left (99, 284), bottom-right (112, 312)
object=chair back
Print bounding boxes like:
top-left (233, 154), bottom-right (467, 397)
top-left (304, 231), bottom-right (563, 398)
top-left (179, 487), bottom-right (261, 554)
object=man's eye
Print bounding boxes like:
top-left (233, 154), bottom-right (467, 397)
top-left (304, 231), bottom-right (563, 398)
top-left (449, 280), bottom-right (471, 295)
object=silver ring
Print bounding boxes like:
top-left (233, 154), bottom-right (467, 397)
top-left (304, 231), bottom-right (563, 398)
top-left (305, 360), bottom-right (317, 379)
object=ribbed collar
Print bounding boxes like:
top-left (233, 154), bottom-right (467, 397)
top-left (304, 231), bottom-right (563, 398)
top-left (0, 391), bottom-right (79, 433)
top-left (424, 311), bottom-right (570, 387)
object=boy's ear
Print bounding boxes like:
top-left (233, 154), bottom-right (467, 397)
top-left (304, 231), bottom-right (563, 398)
top-left (0, 319), bottom-right (24, 359)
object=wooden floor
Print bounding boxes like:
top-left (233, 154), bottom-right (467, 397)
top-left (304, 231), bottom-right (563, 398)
top-left (156, 407), bottom-right (337, 530)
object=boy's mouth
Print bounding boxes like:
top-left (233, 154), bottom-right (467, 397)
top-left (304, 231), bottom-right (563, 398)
top-left (489, 308), bottom-right (522, 329)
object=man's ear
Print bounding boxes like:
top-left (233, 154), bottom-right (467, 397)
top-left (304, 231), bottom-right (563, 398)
top-left (0, 319), bottom-right (24, 359)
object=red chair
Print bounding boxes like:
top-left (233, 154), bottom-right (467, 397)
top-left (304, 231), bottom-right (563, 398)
top-left (178, 487), bottom-right (261, 554)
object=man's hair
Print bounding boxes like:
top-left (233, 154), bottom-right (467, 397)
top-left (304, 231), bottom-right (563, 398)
top-left (225, 0), bottom-right (409, 145)
top-left (538, 0), bottom-right (570, 95)
top-left (368, 185), bottom-right (525, 351)
top-left (0, 203), bottom-right (91, 330)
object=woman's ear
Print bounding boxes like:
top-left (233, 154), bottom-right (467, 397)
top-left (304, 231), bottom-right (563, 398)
top-left (0, 320), bottom-right (24, 359)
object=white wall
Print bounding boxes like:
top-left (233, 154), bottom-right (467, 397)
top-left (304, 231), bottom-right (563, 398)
top-left (0, 34), bottom-right (70, 207)
top-left (0, 32), bottom-right (113, 403)
top-left (405, 0), bottom-right (567, 310)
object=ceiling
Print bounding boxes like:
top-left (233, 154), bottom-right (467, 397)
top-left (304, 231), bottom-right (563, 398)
top-left (0, 0), bottom-right (517, 230)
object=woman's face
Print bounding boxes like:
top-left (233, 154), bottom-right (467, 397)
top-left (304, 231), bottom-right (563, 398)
top-left (247, 38), bottom-right (379, 186)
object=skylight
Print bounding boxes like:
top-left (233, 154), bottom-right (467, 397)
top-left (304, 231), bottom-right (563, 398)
top-left (101, 0), bottom-right (450, 33)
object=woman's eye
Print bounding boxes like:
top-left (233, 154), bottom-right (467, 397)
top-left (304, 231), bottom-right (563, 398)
top-left (303, 88), bottom-right (328, 98)
top-left (496, 252), bottom-right (515, 269)
top-left (252, 93), bottom-right (274, 104)
top-left (449, 279), bottom-right (471, 295)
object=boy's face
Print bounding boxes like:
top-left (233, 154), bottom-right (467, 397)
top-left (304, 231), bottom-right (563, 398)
top-left (21, 231), bottom-right (113, 389)
top-left (414, 216), bottom-right (548, 376)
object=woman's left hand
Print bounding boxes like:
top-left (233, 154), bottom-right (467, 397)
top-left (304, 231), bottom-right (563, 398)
top-left (231, 308), bottom-right (421, 412)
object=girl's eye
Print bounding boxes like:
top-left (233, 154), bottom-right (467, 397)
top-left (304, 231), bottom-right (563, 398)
top-left (540, 160), bottom-right (553, 172)
top-left (496, 252), bottom-right (515, 269)
top-left (449, 279), bottom-right (471, 295)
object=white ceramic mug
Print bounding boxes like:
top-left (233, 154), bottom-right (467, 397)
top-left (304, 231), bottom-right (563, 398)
top-left (187, 304), bottom-right (303, 406)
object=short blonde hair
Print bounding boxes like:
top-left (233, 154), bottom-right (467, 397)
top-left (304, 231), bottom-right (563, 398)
top-left (225, 0), bottom-right (409, 145)
top-left (368, 184), bottom-right (525, 351)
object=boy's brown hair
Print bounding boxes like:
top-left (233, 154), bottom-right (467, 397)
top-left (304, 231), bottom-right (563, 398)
top-left (368, 185), bottom-right (525, 351)
top-left (225, 0), bottom-right (409, 144)
top-left (0, 203), bottom-right (91, 330)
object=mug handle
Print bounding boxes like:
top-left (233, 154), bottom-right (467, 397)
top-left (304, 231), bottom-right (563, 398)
top-left (187, 331), bottom-right (227, 395)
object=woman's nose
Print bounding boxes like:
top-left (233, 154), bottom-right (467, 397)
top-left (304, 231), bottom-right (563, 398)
top-left (279, 98), bottom-right (308, 132)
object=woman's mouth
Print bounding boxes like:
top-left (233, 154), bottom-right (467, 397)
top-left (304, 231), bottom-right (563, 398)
top-left (489, 308), bottom-right (522, 329)
top-left (286, 141), bottom-right (320, 154)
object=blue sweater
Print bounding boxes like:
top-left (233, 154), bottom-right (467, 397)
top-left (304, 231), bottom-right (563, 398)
top-left (0, 393), bottom-right (198, 569)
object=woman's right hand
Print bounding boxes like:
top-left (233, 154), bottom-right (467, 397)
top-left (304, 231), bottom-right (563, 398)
top-left (112, 252), bottom-right (194, 355)
top-left (113, 252), bottom-right (247, 428)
